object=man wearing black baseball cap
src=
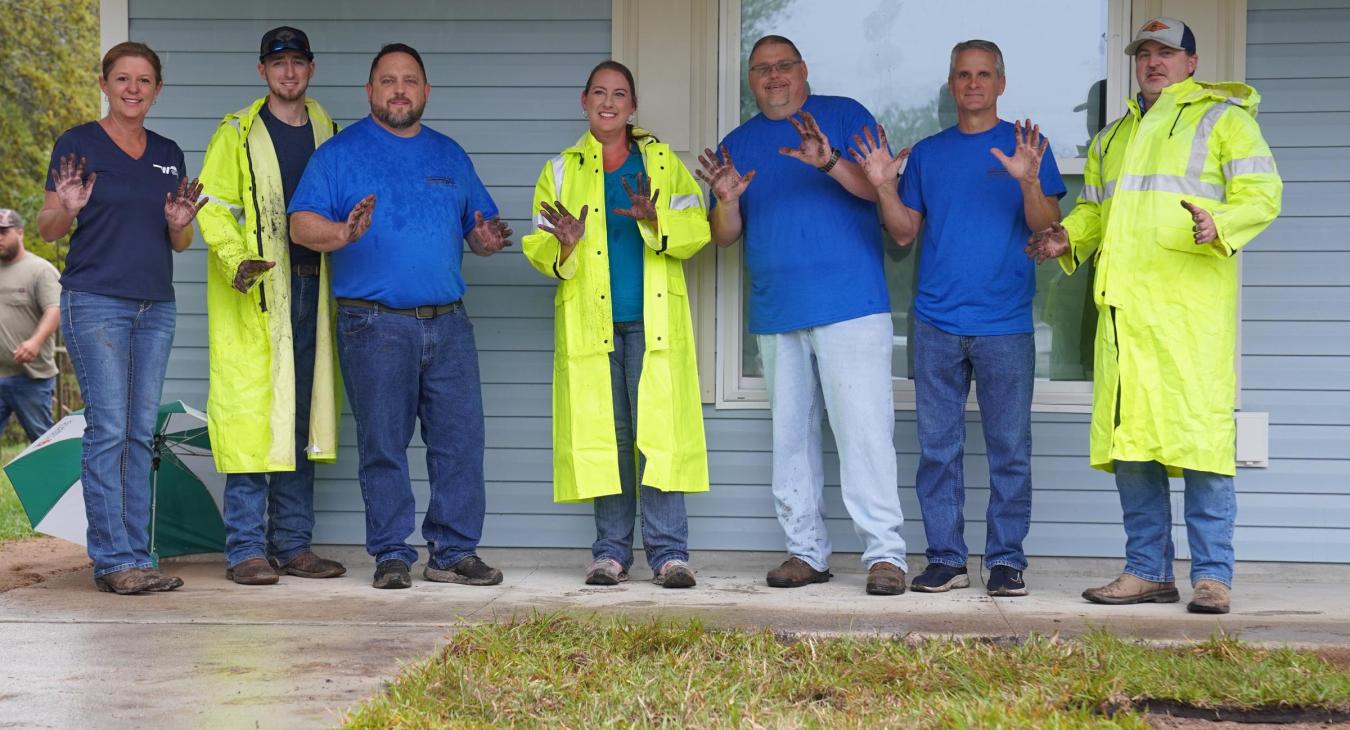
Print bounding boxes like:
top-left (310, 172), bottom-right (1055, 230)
top-left (1027, 16), bottom-right (1282, 615)
top-left (197, 27), bottom-right (346, 586)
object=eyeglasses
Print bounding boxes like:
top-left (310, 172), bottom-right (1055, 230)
top-left (748, 59), bottom-right (803, 76)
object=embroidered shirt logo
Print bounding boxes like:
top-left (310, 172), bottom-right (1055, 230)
top-left (153, 164), bottom-right (179, 176)
top-left (426, 175), bottom-right (456, 187)
top-left (1140, 19), bottom-right (1171, 32)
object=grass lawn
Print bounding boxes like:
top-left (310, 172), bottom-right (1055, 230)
top-left (0, 442), bottom-right (34, 542)
top-left (343, 613), bottom-right (1350, 729)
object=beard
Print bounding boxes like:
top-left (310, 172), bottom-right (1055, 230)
top-left (268, 82), bottom-right (306, 103)
top-left (373, 96), bottom-right (426, 130)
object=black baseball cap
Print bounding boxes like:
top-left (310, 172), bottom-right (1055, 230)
top-left (260, 26), bottom-right (313, 61)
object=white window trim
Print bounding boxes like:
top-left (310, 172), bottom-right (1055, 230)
top-left (714, 0), bottom-right (1135, 411)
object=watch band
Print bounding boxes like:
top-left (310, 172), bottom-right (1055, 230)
top-left (817, 147), bottom-right (841, 173)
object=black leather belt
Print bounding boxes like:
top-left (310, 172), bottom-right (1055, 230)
top-left (293, 263), bottom-right (320, 277)
top-left (337, 297), bottom-right (462, 319)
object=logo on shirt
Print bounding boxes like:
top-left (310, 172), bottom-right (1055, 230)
top-left (425, 176), bottom-right (456, 187)
top-left (153, 163), bottom-right (179, 176)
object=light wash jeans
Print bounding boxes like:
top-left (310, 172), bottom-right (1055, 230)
top-left (758, 312), bottom-right (907, 572)
top-left (591, 321), bottom-right (689, 573)
top-left (912, 318), bottom-right (1034, 571)
top-left (61, 290), bottom-right (176, 578)
top-left (1114, 460), bottom-right (1236, 587)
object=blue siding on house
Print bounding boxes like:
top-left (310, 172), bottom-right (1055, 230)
top-left (137, 0), bottom-right (1350, 562)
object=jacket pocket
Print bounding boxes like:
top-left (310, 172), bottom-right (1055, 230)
top-left (1154, 224), bottom-right (1211, 255)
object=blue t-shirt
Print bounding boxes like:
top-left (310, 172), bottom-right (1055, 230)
top-left (713, 95), bottom-right (888, 334)
top-left (900, 120), bottom-right (1067, 336)
top-left (46, 122), bottom-right (187, 301)
top-left (288, 117), bottom-right (497, 308)
top-left (257, 103), bottom-right (319, 268)
top-left (605, 147), bottom-right (646, 323)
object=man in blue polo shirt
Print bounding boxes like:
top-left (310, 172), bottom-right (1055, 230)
top-left (697, 35), bottom-right (908, 596)
top-left (856, 40), bottom-right (1065, 597)
top-left (289, 43), bottom-right (513, 590)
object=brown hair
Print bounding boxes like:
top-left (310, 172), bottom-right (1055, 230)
top-left (101, 42), bottom-right (163, 84)
top-left (583, 60), bottom-right (654, 143)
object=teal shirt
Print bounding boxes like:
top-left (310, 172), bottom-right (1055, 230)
top-left (604, 146), bottom-right (646, 322)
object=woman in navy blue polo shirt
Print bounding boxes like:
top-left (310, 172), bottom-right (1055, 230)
top-left (38, 41), bottom-right (204, 595)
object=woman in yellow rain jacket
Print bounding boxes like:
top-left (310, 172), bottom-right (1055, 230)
top-left (522, 61), bottom-right (711, 589)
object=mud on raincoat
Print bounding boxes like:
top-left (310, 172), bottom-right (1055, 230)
top-left (197, 97), bottom-right (343, 473)
top-left (522, 130), bottom-right (711, 502)
top-left (1059, 78), bottom-right (1282, 476)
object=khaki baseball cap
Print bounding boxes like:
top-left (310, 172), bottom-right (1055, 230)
top-left (1125, 16), bottom-right (1197, 56)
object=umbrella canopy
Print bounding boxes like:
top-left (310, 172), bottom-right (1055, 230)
top-left (4, 401), bottom-right (226, 558)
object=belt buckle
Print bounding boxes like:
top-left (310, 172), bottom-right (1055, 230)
top-left (414, 305), bottom-right (436, 319)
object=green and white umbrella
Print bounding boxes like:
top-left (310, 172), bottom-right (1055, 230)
top-left (5, 400), bottom-right (226, 558)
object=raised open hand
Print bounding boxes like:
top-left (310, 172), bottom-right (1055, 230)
top-left (51, 153), bottom-right (97, 215)
top-left (1025, 222), bottom-right (1070, 264)
top-left (471, 211), bottom-right (514, 253)
top-left (344, 194), bottom-right (376, 243)
top-left (991, 119), bottom-right (1048, 185)
top-left (164, 177), bottom-right (206, 231)
top-left (538, 200), bottom-right (588, 247)
top-left (613, 173), bottom-right (660, 221)
top-left (1180, 200), bottom-right (1217, 244)
top-left (850, 125), bottom-right (910, 190)
top-left (695, 145), bottom-right (756, 204)
top-left (233, 259), bottom-right (276, 293)
top-left (779, 110), bottom-right (833, 168)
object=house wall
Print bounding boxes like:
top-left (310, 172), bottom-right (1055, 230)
top-left (124, 0), bottom-right (1349, 562)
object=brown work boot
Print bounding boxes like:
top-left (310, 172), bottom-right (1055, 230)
top-left (865, 561), bottom-right (906, 596)
top-left (766, 557), bottom-right (832, 588)
top-left (226, 557), bottom-right (280, 585)
top-left (141, 568), bottom-right (184, 592)
top-left (1187, 579), bottom-right (1231, 614)
top-left (93, 568), bottom-right (155, 595)
top-left (273, 551), bottom-right (346, 579)
top-left (1082, 573), bottom-right (1179, 605)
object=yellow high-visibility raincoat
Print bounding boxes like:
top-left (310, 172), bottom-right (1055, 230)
top-left (197, 97), bottom-right (343, 473)
top-left (523, 130), bottom-right (711, 502)
top-left (1059, 78), bottom-right (1282, 476)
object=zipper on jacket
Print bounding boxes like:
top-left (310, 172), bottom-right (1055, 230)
top-left (242, 136), bottom-right (269, 313)
top-left (1168, 105), bottom-right (1187, 138)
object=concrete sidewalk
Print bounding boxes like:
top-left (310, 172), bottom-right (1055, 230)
top-left (2, 548), bottom-right (1347, 729)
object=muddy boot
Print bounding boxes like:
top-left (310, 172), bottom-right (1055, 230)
top-left (273, 551), bottom-right (346, 579)
top-left (226, 557), bottom-right (280, 585)
top-left (766, 557), bottom-right (832, 588)
top-left (142, 568), bottom-right (184, 592)
top-left (1082, 573), bottom-right (1179, 605)
top-left (1187, 579), bottom-right (1231, 614)
top-left (94, 568), bottom-right (155, 595)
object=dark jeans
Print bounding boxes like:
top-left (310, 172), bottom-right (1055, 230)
top-left (0, 373), bottom-right (55, 441)
top-left (913, 318), bottom-right (1035, 571)
top-left (223, 273), bottom-right (319, 567)
top-left (591, 321), bottom-right (690, 573)
top-left (60, 290), bottom-right (175, 577)
top-left (336, 302), bottom-right (486, 569)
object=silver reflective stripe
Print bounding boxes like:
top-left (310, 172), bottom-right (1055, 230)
top-left (1119, 174), bottom-right (1225, 201)
top-left (668, 193), bottom-right (700, 211)
top-left (204, 195), bottom-right (245, 225)
top-left (1081, 185), bottom-right (1105, 204)
top-left (1187, 101), bottom-right (1237, 180)
top-left (550, 154), bottom-right (567, 200)
top-left (533, 212), bottom-right (548, 228)
top-left (1223, 156), bottom-right (1276, 178)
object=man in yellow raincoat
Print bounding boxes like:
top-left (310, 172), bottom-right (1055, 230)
top-left (198, 27), bottom-right (345, 585)
top-left (1028, 17), bottom-right (1282, 614)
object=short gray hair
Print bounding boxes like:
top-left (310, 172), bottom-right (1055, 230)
top-left (949, 39), bottom-right (1005, 79)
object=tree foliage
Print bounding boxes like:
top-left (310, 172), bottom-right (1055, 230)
top-left (0, 0), bottom-right (99, 268)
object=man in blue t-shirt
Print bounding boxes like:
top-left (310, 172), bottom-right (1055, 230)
top-left (289, 44), bottom-right (513, 591)
top-left (696, 35), bottom-right (908, 597)
top-left (856, 40), bottom-right (1066, 598)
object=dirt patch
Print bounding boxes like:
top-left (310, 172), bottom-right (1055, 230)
top-left (1315, 647), bottom-right (1350, 671)
top-left (0, 536), bottom-right (90, 592)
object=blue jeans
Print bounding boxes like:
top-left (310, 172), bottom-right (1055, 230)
top-left (913, 318), bottom-right (1034, 571)
top-left (1114, 460), bottom-right (1236, 587)
top-left (60, 290), bottom-right (175, 577)
top-left (758, 312), bottom-right (907, 572)
top-left (592, 322), bottom-right (689, 573)
top-left (223, 273), bottom-right (319, 568)
top-left (0, 373), bottom-right (55, 441)
top-left (336, 302), bottom-right (486, 570)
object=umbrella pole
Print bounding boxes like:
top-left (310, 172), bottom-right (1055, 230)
top-left (150, 433), bottom-right (163, 568)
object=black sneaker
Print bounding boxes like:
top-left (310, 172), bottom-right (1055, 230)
top-left (423, 555), bottom-right (503, 586)
top-left (986, 566), bottom-right (1028, 597)
top-left (909, 563), bottom-right (970, 593)
top-left (372, 559), bottom-right (412, 589)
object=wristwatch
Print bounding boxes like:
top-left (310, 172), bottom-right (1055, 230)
top-left (817, 147), bottom-right (841, 173)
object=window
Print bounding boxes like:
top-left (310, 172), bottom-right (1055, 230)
top-left (716, 0), bottom-right (1130, 409)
